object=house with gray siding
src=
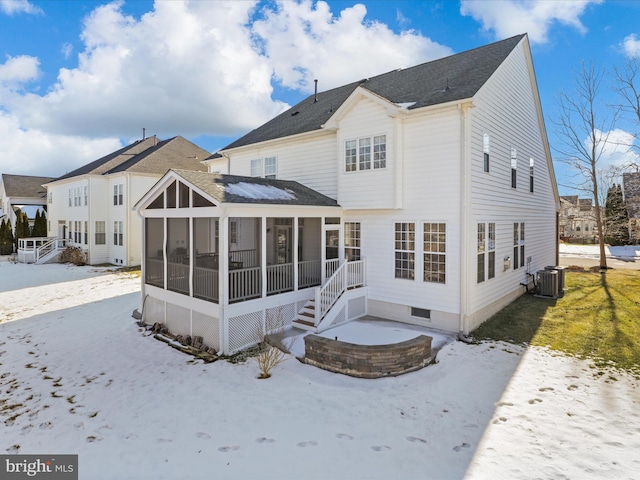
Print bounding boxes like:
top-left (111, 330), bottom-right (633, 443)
top-left (135, 34), bottom-right (560, 355)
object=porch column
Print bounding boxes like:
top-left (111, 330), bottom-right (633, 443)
top-left (261, 216), bottom-right (267, 298)
top-left (293, 217), bottom-right (299, 291)
top-left (321, 217), bottom-right (326, 285)
top-left (219, 212), bottom-right (229, 354)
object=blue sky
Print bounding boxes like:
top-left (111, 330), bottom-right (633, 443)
top-left (1, 0), bottom-right (639, 196)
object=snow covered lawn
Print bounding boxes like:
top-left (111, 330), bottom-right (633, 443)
top-left (1, 261), bottom-right (639, 479)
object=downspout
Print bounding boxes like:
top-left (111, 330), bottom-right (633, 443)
top-left (458, 102), bottom-right (474, 343)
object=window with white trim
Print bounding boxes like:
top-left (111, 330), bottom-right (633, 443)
top-left (84, 186), bottom-right (88, 206)
top-left (345, 135), bottom-right (386, 172)
top-left (394, 222), bottom-right (415, 280)
top-left (513, 222), bottom-right (525, 269)
top-left (113, 184), bottom-right (123, 205)
top-left (477, 223), bottom-right (486, 283)
top-left (114, 221), bottom-right (123, 246)
top-left (423, 223), bottom-right (446, 284)
top-left (488, 223), bottom-right (496, 279)
top-left (264, 156), bottom-right (277, 179)
top-left (511, 147), bottom-right (517, 188)
top-left (529, 157), bottom-right (534, 193)
top-left (68, 189), bottom-right (72, 207)
top-left (250, 159), bottom-right (262, 177)
top-left (483, 133), bottom-right (490, 172)
top-left (95, 221), bottom-right (105, 245)
top-left (345, 140), bottom-right (357, 172)
top-left (344, 222), bottom-right (361, 261)
top-left (84, 221), bottom-right (88, 244)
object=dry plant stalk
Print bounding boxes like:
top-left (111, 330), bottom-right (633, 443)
top-left (254, 306), bottom-right (292, 379)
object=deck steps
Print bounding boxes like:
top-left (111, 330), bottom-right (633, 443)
top-left (292, 299), bottom-right (317, 331)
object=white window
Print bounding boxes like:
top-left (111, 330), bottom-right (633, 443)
top-left (251, 159), bottom-right (262, 177)
top-left (513, 222), bottom-right (525, 269)
top-left (48, 192), bottom-right (53, 204)
top-left (345, 135), bottom-right (387, 172)
top-left (373, 135), bottom-right (386, 169)
top-left (113, 185), bottom-right (123, 205)
top-left (488, 223), bottom-right (496, 280)
top-left (84, 221), bottom-right (88, 244)
top-left (394, 222), bottom-right (415, 280)
top-left (511, 147), bottom-right (517, 188)
top-left (84, 186), bottom-right (88, 206)
top-left (423, 223), bottom-right (445, 284)
top-left (68, 189), bottom-right (72, 207)
top-left (344, 222), bottom-right (361, 261)
top-left (250, 157), bottom-right (277, 179)
top-left (477, 223), bottom-right (486, 283)
top-left (345, 140), bottom-right (357, 172)
top-left (483, 133), bottom-right (490, 172)
top-left (230, 220), bottom-right (238, 244)
top-left (529, 157), bottom-right (534, 193)
top-left (114, 221), bottom-right (123, 246)
top-left (359, 138), bottom-right (371, 170)
top-left (264, 157), bottom-right (277, 179)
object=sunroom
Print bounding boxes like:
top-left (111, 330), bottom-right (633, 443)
top-left (135, 169), bottom-right (366, 355)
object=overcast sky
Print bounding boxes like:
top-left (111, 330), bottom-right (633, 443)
top-left (1, 0), bottom-right (639, 195)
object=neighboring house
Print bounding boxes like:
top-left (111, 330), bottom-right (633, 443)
top-left (0, 174), bottom-right (55, 232)
top-left (135, 34), bottom-right (559, 355)
top-left (623, 172), bottom-right (640, 244)
top-left (44, 135), bottom-right (209, 266)
top-left (558, 195), bottom-right (599, 243)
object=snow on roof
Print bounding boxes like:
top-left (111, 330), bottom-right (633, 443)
top-left (226, 182), bottom-right (297, 201)
top-left (395, 102), bottom-right (417, 109)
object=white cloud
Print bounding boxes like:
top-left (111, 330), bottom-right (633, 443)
top-left (622, 34), bottom-right (640, 58)
top-left (0, 0), bottom-right (455, 177)
top-left (61, 43), bottom-right (73, 60)
top-left (0, 111), bottom-right (122, 177)
top-left (252, 1), bottom-right (452, 93)
top-left (0, 0), bottom-right (42, 15)
top-left (588, 128), bottom-right (640, 168)
top-left (0, 55), bottom-right (39, 85)
top-left (460, 0), bottom-right (602, 44)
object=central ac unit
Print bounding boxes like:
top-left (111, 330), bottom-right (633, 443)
top-left (537, 270), bottom-right (558, 298)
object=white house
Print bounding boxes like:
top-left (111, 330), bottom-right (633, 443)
top-left (0, 174), bottom-right (55, 232)
top-left (43, 135), bottom-right (209, 266)
top-left (135, 34), bottom-right (560, 355)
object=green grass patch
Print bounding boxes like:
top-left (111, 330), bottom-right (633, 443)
top-left (471, 269), bottom-right (640, 376)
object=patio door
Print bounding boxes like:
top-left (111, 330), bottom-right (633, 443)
top-left (276, 226), bottom-right (292, 264)
top-left (324, 227), bottom-right (340, 279)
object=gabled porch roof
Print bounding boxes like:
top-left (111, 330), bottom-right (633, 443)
top-left (135, 169), bottom-right (340, 211)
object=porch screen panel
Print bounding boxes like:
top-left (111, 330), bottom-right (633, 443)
top-left (145, 218), bottom-right (164, 287)
top-left (193, 217), bottom-right (218, 303)
top-left (167, 218), bottom-right (189, 295)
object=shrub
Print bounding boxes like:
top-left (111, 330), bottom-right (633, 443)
top-left (59, 246), bottom-right (87, 265)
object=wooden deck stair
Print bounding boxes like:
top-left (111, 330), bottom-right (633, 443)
top-left (292, 299), bottom-right (317, 331)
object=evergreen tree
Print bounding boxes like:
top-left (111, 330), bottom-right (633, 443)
top-left (605, 184), bottom-right (630, 245)
top-left (32, 209), bottom-right (47, 237)
top-left (0, 218), bottom-right (13, 254)
top-left (14, 209), bottom-right (31, 249)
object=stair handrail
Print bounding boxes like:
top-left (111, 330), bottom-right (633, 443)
top-left (35, 237), bottom-right (66, 263)
top-left (314, 259), bottom-right (365, 322)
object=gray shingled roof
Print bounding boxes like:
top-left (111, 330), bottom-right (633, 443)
top-left (2, 174), bottom-right (55, 199)
top-left (55, 136), bottom-right (209, 181)
top-left (171, 169), bottom-right (339, 207)
top-left (221, 34), bottom-right (525, 151)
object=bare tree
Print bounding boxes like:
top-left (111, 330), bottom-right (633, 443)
top-left (553, 62), bottom-right (619, 269)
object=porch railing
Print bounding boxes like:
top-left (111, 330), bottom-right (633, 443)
top-left (325, 258), bottom-right (340, 279)
top-left (146, 258), bottom-right (164, 288)
top-left (194, 267), bottom-right (218, 302)
top-left (230, 249), bottom-right (258, 267)
top-left (167, 261), bottom-right (189, 295)
top-left (315, 260), bottom-right (365, 322)
top-left (267, 263), bottom-right (294, 295)
top-left (229, 266), bottom-right (261, 303)
top-left (298, 259), bottom-right (321, 289)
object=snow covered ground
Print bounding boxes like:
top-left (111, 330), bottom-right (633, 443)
top-left (560, 243), bottom-right (640, 260)
top-left (1, 260), bottom-right (639, 479)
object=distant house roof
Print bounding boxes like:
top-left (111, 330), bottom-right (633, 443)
top-left (2, 174), bottom-right (55, 199)
top-left (170, 169), bottom-right (339, 207)
top-left (53, 136), bottom-right (209, 182)
top-left (221, 34), bottom-right (526, 151)
top-left (623, 172), bottom-right (640, 219)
